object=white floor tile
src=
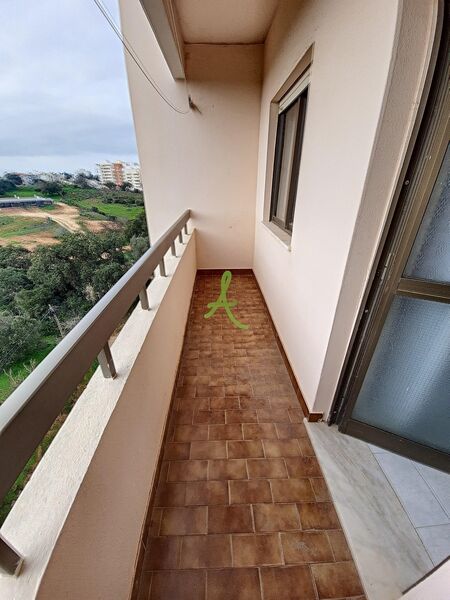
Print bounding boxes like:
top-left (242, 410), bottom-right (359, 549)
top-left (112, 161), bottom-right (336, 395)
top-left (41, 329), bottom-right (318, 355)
top-left (306, 423), bottom-right (432, 600)
top-left (375, 452), bottom-right (449, 528)
top-left (415, 463), bottom-right (450, 520)
top-left (416, 524), bottom-right (450, 566)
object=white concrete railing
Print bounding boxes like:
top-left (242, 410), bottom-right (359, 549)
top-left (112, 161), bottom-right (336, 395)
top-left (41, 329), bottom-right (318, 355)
top-left (0, 228), bottom-right (197, 599)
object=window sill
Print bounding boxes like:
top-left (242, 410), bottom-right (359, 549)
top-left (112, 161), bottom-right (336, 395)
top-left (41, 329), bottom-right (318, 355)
top-left (262, 220), bottom-right (292, 250)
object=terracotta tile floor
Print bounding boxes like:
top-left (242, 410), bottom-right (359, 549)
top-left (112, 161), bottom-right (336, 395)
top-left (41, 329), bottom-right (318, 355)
top-left (137, 272), bottom-right (365, 600)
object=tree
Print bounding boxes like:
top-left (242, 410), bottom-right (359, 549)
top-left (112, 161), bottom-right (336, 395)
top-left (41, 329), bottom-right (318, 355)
top-left (0, 246), bottom-right (31, 270)
top-left (16, 230), bottom-right (129, 326)
top-left (0, 178), bottom-right (16, 195)
top-left (92, 262), bottom-right (126, 298)
top-left (73, 174), bottom-right (90, 189)
top-left (36, 180), bottom-right (63, 196)
top-left (4, 173), bottom-right (22, 186)
top-left (0, 312), bottom-right (41, 371)
top-left (104, 181), bottom-right (116, 190)
top-left (0, 267), bottom-right (31, 311)
top-left (120, 181), bottom-right (132, 191)
top-left (124, 212), bottom-right (149, 240)
top-left (129, 235), bottom-right (149, 261)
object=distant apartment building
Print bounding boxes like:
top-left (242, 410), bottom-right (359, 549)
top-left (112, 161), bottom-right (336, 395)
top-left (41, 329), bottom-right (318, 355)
top-left (96, 162), bottom-right (116, 185)
top-left (96, 161), bottom-right (142, 190)
top-left (123, 163), bottom-right (142, 190)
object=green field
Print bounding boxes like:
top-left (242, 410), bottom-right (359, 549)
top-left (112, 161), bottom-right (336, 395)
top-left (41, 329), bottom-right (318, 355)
top-left (77, 198), bottom-right (144, 220)
top-left (4, 185), bottom-right (145, 221)
top-left (0, 215), bottom-right (65, 238)
top-left (0, 336), bottom-right (59, 405)
top-left (4, 186), bottom-right (61, 199)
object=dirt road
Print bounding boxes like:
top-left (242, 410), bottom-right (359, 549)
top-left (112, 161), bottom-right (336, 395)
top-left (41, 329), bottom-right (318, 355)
top-left (0, 202), bottom-right (81, 232)
top-left (0, 233), bottom-right (61, 250)
top-left (0, 202), bottom-right (116, 249)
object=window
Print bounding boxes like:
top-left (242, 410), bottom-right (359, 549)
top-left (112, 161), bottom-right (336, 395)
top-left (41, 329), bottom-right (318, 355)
top-left (270, 70), bottom-right (309, 234)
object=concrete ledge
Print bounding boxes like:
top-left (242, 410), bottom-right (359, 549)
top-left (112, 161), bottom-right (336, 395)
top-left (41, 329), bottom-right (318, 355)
top-left (0, 232), bottom-right (197, 599)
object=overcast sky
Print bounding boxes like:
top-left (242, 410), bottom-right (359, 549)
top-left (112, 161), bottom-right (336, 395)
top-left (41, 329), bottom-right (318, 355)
top-left (0, 0), bottom-right (138, 174)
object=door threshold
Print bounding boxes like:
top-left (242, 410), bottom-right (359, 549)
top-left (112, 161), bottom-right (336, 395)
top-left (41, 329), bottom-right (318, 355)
top-left (305, 422), bottom-right (434, 600)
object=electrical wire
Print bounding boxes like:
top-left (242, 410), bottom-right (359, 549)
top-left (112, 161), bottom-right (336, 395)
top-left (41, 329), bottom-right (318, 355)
top-left (92, 0), bottom-right (190, 115)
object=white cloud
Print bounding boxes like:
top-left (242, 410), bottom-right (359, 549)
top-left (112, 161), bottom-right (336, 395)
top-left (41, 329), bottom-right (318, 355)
top-left (0, 0), bottom-right (138, 172)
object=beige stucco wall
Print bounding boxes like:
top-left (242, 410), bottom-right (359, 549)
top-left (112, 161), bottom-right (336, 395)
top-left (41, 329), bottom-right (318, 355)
top-left (120, 0), bottom-right (263, 268)
top-left (0, 234), bottom-right (196, 599)
top-left (120, 0), bottom-right (437, 416)
top-left (253, 0), bottom-right (438, 415)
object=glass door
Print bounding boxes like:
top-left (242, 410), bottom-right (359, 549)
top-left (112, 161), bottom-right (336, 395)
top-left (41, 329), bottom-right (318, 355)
top-left (335, 24), bottom-right (449, 472)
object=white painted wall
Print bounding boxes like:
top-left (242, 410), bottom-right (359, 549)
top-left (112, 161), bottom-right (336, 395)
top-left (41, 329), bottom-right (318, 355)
top-left (253, 0), bottom-right (438, 414)
top-left (0, 234), bottom-right (196, 599)
top-left (120, 0), bottom-right (437, 416)
top-left (120, 0), bottom-right (263, 268)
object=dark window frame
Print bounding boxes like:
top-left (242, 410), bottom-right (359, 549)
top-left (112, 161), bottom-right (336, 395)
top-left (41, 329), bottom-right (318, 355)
top-left (270, 85), bottom-right (309, 234)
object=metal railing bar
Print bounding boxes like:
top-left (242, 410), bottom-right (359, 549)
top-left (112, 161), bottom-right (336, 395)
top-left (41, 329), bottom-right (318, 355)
top-left (0, 210), bottom-right (190, 505)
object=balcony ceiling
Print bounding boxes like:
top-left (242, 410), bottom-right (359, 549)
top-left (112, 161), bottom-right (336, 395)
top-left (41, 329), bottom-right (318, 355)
top-left (174, 0), bottom-right (279, 44)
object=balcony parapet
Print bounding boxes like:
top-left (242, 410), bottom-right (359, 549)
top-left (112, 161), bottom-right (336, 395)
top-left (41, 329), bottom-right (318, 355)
top-left (0, 211), bottom-right (194, 596)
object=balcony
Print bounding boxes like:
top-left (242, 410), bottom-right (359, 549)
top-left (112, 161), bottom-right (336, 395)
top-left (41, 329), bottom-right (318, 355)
top-left (0, 213), bottom-right (366, 599)
top-left (133, 269), bottom-right (365, 600)
top-left (0, 209), bottom-right (448, 599)
top-left (1, 0), bottom-right (448, 598)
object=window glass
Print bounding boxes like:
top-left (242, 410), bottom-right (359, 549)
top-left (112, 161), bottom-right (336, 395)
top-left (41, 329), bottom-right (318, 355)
top-left (270, 72), bottom-right (309, 234)
top-left (275, 101), bottom-right (300, 222)
top-left (404, 143), bottom-right (450, 284)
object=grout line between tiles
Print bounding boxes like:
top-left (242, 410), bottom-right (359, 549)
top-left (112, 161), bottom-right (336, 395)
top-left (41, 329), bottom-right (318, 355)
top-left (250, 503), bottom-right (256, 532)
top-left (268, 479), bottom-right (274, 503)
top-left (414, 461), bottom-right (450, 522)
top-left (258, 567), bottom-right (265, 600)
top-left (366, 451), bottom-right (438, 570)
top-left (308, 563), bottom-right (319, 600)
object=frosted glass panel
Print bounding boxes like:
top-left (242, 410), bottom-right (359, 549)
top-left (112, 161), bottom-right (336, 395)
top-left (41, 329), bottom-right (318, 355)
top-left (276, 101), bottom-right (299, 221)
top-left (404, 143), bottom-right (450, 283)
top-left (352, 296), bottom-right (450, 453)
